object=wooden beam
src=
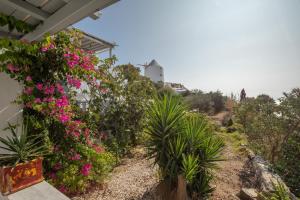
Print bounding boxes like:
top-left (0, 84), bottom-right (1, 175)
top-left (22, 0), bottom-right (119, 42)
top-left (0, 0), bottom-right (50, 21)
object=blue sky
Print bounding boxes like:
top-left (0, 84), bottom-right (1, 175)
top-left (75, 0), bottom-right (300, 99)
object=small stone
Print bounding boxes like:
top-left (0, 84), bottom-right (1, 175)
top-left (239, 188), bottom-right (258, 200)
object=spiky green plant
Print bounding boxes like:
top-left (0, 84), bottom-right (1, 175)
top-left (146, 94), bottom-right (224, 199)
top-left (0, 120), bottom-right (49, 166)
top-left (259, 181), bottom-right (292, 200)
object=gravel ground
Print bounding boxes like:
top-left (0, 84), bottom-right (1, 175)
top-left (72, 147), bottom-right (159, 200)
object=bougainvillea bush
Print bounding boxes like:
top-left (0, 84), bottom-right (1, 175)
top-left (0, 30), bottom-right (116, 194)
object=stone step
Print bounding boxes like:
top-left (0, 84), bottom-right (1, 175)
top-left (0, 181), bottom-right (70, 200)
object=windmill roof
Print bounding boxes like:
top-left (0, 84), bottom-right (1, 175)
top-left (148, 59), bottom-right (162, 68)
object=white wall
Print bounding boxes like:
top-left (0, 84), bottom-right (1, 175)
top-left (0, 73), bottom-right (23, 152)
top-left (145, 65), bottom-right (164, 83)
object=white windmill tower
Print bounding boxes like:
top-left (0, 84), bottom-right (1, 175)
top-left (138, 59), bottom-right (164, 83)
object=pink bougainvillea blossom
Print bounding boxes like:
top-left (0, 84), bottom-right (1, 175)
top-left (67, 75), bottom-right (81, 89)
top-left (53, 162), bottom-right (62, 171)
top-left (36, 83), bottom-right (43, 90)
top-left (92, 144), bottom-right (104, 153)
top-left (25, 76), bottom-right (32, 82)
top-left (34, 98), bottom-right (42, 103)
top-left (56, 83), bottom-right (65, 94)
top-left (56, 96), bottom-right (69, 107)
top-left (81, 163), bottom-right (92, 176)
top-left (44, 85), bottom-right (55, 95)
top-left (7, 64), bottom-right (19, 73)
top-left (24, 87), bottom-right (33, 95)
top-left (58, 185), bottom-right (67, 193)
top-left (58, 113), bottom-right (70, 123)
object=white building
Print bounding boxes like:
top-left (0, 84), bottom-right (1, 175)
top-left (165, 82), bottom-right (189, 94)
top-left (144, 59), bottom-right (164, 83)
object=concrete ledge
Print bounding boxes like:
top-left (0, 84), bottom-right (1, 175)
top-left (0, 181), bottom-right (70, 200)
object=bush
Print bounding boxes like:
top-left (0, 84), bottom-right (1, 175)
top-left (89, 64), bottom-right (155, 157)
top-left (46, 144), bottom-right (116, 194)
top-left (146, 95), bottom-right (224, 199)
top-left (185, 90), bottom-right (226, 115)
top-left (234, 89), bottom-right (300, 197)
top-left (276, 132), bottom-right (300, 197)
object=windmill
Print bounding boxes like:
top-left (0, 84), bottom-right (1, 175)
top-left (137, 62), bottom-right (149, 69)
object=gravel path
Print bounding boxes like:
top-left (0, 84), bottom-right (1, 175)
top-left (72, 147), bottom-right (159, 200)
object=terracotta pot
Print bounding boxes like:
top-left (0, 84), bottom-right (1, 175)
top-left (0, 158), bottom-right (44, 195)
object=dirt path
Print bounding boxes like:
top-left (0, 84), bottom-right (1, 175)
top-left (211, 141), bottom-right (247, 200)
top-left (72, 120), bottom-right (249, 200)
top-left (72, 147), bottom-right (158, 200)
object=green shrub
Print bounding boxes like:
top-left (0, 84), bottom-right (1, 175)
top-left (185, 90), bottom-right (226, 115)
top-left (46, 144), bottom-right (116, 194)
top-left (259, 181), bottom-right (291, 200)
top-left (276, 133), bottom-right (300, 197)
top-left (146, 95), bottom-right (224, 199)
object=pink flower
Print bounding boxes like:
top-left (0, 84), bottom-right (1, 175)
top-left (48, 172), bottom-right (57, 180)
top-left (58, 113), bottom-right (69, 123)
top-left (72, 54), bottom-right (80, 61)
top-left (56, 83), bottom-right (64, 94)
top-left (7, 64), bottom-right (19, 73)
top-left (70, 153), bottom-right (81, 161)
top-left (53, 162), bottom-right (62, 170)
top-left (58, 185), bottom-right (67, 193)
top-left (41, 47), bottom-right (48, 52)
top-left (67, 61), bottom-right (76, 68)
top-left (81, 163), bottom-right (92, 176)
top-left (72, 131), bottom-right (80, 138)
top-left (44, 85), bottom-right (55, 95)
top-left (25, 102), bottom-right (32, 108)
top-left (56, 96), bottom-right (69, 107)
top-left (25, 76), bottom-right (32, 82)
top-left (101, 88), bottom-right (108, 94)
top-left (73, 79), bottom-right (81, 89)
top-left (93, 144), bottom-right (104, 153)
top-left (24, 87), bottom-right (33, 95)
top-left (36, 83), bottom-right (43, 90)
top-left (34, 98), bottom-right (42, 103)
top-left (67, 75), bottom-right (81, 89)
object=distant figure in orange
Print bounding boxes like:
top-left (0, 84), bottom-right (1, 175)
top-left (240, 88), bottom-right (246, 101)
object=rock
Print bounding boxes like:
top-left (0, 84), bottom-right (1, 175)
top-left (246, 149), bottom-right (255, 160)
top-left (239, 188), bottom-right (258, 200)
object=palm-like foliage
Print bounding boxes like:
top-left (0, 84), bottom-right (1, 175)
top-left (0, 121), bottom-right (49, 166)
top-left (260, 181), bottom-right (292, 200)
top-left (146, 94), bottom-right (186, 179)
top-left (146, 94), bottom-right (224, 199)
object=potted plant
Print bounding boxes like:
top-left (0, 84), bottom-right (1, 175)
top-left (0, 120), bottom-right (49, 195)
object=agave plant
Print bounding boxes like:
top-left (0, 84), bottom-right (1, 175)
top-left (0, 120), bottom-right (49, 166)
top-left (146, 94), bottom-right (224, 199)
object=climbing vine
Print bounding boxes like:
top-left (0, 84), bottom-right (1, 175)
top-left (0, 13), bottom-right (36, 34)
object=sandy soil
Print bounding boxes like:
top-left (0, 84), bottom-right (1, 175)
top-left (72, 147), bottom-right (159, 200)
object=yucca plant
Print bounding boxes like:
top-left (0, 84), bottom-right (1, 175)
top-left (0, 120), bottom-right (49, 166)
top-left (146, 94), bottom-right (224, 199)
top-left (146, 94), bottom-right (186, 180)
top-left (259, 181), bottom-right (292, 200)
